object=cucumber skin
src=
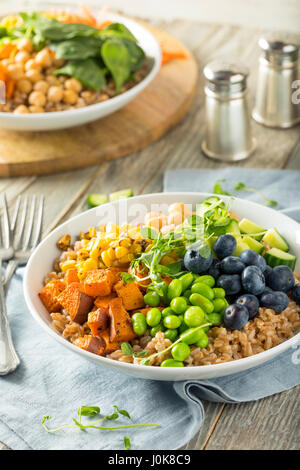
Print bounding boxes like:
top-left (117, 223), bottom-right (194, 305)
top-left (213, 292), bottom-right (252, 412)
top-left (264, 250), bottom-right (296, 271)
top-left (243, 236), bottom-right (265, 254)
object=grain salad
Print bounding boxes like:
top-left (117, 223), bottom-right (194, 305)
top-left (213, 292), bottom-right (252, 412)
top-left (38, 197), bottom-right (300, 368)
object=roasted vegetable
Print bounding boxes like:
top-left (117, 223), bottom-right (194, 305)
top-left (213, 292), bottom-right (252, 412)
top-left (57, 283), bottom-right (93, 324)
top-left (108, 297), bottom-right (136, 342)
top-left (88, 307), bottom-right (109, 336)
top-left (76, 334), bottom-right (106, 355)
top-left (83, 269), bottom-right (115, 297)
top-left (39, 280), bottom-right (65, 313)
top-left (114, 280), bottom-right (145, 310)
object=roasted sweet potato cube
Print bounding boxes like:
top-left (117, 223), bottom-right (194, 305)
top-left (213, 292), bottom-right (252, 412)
top-left (108, 297), bottom-right (136, 342)
top-left (101, 330), bottom-right (120, 354)
top-left (76, 335), bottom-right (106, 355)
top-left (109, 267), bottom-right (124, 284)
top-left (94, 293), bottom-right (117, 313)
top-left (114, 281), bottom-right (145, 310)
top-left (57, 283), bottom-right (93, 324)
top-left (65, 269), bottom-right (79, 285)
top-left (84, 269), bottom-right (115, 297)
top-left (39, 280), bottom-right (65, 313)
top-left (88, 307), bottom-right (109, 336)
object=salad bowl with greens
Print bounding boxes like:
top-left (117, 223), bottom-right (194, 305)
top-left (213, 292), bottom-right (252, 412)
top-left (0, 6), bottom-right (161, 130)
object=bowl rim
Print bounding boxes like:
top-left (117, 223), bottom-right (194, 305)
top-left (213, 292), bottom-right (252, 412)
top-left (23, 192), bottom-right (300, 379)
top-left (0, 11), bottom-right (161, 119)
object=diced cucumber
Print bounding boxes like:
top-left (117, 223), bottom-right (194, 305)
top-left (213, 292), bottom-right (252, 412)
top-left (207, 235), bottom-right (218, 250)
top-left (264, 248), bottom-right (296, 270)
top-left (109, 188), bottom-right (133, 201)
top-left (87, 193), bottom-right (107, 209)
top-left (239, 218), bottom-right (266, 241)
top-left (262, 228), bottom-right (289, 252)
top-left (233, 237), bottom-right (250, 256)
top-left (242, 235), bottom-right (265, 254)
top-left (225, 219), bottom-right (240, 235)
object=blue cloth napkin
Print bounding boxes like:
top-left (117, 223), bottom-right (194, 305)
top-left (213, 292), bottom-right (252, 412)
top-left (0, 168), bottom-right (299, 450)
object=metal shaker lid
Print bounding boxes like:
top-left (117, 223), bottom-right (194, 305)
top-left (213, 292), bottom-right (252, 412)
top-left (258, 37), bottom-right (299, 65)
top-left (204, 61), bottom-right (249, 94)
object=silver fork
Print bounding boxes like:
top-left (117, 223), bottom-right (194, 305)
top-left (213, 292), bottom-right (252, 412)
top-left (0, 194), bottom-right (44, 375)
top-left (0, 194), bottom-right (19, 375)
top-left (4, 195), bottom-right (44, 290)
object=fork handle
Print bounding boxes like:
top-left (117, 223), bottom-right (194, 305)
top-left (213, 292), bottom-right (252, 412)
top-left (0, 268), bottom-right (20, 375)
top-left (4, 259), bottom-right (18, 293)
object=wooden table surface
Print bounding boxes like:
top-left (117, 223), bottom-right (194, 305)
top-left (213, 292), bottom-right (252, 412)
top-left (1, 19), bottom-right (300, 451)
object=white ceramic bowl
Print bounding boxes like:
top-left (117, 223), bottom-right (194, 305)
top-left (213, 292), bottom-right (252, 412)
top-left (0, 11), bottom-right (161, 131)
top-left (24, 192), bottom-right (300, 381)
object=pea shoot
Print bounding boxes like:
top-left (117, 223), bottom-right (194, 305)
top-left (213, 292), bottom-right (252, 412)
top-left (213, 179), bottom-right (278, 207)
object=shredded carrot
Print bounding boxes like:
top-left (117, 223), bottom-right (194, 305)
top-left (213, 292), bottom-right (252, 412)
top-left (5, 80), bottom-right (15, 99)
top-left (98, 20), bottom-right (113, 30)
top-left (0, 63), bottom-right (16, 99)
top-left (0, 43), bottom-right (17, 60)
top-left (161, 50), bottom-right (187, 65)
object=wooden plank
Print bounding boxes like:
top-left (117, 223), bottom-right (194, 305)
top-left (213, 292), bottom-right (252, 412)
top-left (204, 386), bottom-right (300, 450)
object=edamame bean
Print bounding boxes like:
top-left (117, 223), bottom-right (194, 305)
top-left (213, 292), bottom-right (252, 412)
top-left (172, 342), bottom-right (190, 361)
top-left (184, 306), bottom-right (205, 327)
top-left (167, 279), bottom-right (183, 301)
top-left (213, 287), bottom-right (226, 298)
top-left (194, 275), bottom-right (215, 287)
top-left (150, 322), bottom-right (165, 337)
top-left (181, 327), bottom-right (207, 345)
top-left (195, 331), bottom-right (209, 348)
top-left (164, 329), bottom-right (178, 342)
top-left (146, 308), bottom-right (162, 327)
top-left (131, 313), bottom-right (147, 336)
top-left (189, 293), bottom-right (214, 313)
top-left (144, 291), bottom-right (160, 307)
top-left (179, 321), bottom-right (189, 334)
top-left (170, 296), bottom-right (188, 314)
top-left (179, 272), bottom-right (194, 291)
top-left (212, 298), bottom-right (227, 313)
top-left (162, 307), bottom-right (174, 318)
top-left (207, 313), bottom-right (223, 326)
top-left (163, 315), bottom-right (182, 329)
top-left (191, 282), bottom-right (214, 300)
top-left (183, 289), bottom-right (192, 300)
top-left (161, 359), bottom-right (184, 367)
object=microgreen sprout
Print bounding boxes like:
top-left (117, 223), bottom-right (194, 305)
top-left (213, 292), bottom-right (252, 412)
top-left (213, 179), bottom-right (278, 207)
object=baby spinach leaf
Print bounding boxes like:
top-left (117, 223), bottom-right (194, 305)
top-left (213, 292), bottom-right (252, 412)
top-left (101, 38), bottom-right (131, 92)
top-left (50, 37), bottom-right (102, 60)
top-left (39, 22), bottom-right (98, 41)
top-left (54, 59), bottom-right (106, 91)
top-left (100, 23), bottom-right (137, 42)
top-left (122, 39), bottom-right (145, 72)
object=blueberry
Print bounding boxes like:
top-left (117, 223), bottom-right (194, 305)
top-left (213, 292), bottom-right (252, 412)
top-left (224, 304), bottom-right (249, 330)
top-left (263, 265), bottom-right (273, 284)
top-left (217, 274), bottom-right (242, 295)
top-left (258, 286), bottom-right (273, 299)
top-left (292, 285), bottom-right (300, 305)
top-left (208, 258), bottom-right (221, 280)
top-left (213, 235), bottom-right (237, 260)
top-left (220, 256), bottom-right (245, 274)
top-left (240, 250), bottom-right (267, 272)
top-left (184, 248), bottom-right (213, 274)
top-left (268, 266), bottom-right (294, 292)
top-left (260, 291), bottom-right (289, 313)
top-left (236, 294), bottom-right (259, 319)
top-left (241, 266), bottom-right (265, 295)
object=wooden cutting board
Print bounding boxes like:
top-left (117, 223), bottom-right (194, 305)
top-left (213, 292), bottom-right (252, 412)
top-left (0, 22), bottom-right (198, 177)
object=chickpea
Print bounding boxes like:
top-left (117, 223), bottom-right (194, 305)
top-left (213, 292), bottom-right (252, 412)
top-left (47, 86), bottom-right (63, 103)
top-left (16, 78), bottom-right (32, 94)
top-left (29, 105), bottom-right (45, 113)
top-left (1, 58), bottom-right (13, 67)
top-left (25, 69), bottom-right (43, 83)
top-left (17, 38), bottom-right (33, 53)
top-left (28, 91), bottom-right (46, 107)
top-left (168, 212), bottom-right (185, 226)
top-left (46, 75), bottom-right (58, 85)
top-left (7, 63), bottom-right (24, 80)
top-left (25, 59), bottom-right (41, 72)
top-left (63, 89), bottom-right (78, 105)
top-left (34, 80), bottom-right (49, 94)
top-left (14, 51), bottom-right (30, 64)
top-left (65, 78), bottom-right (82, 93)
top-left (35, 48), bottom-right (52, 68)
top-left (14, 105), bottom-right (29, 114)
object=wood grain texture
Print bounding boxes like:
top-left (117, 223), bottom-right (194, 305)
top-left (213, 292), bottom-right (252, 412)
top-left (0, 24), bottom-right (198, 178)
top-left (0, 18), bottom-right (299, 451)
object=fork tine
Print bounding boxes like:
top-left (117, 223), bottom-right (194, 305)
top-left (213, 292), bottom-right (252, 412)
top-left (31, 195), bottom-right (44, 248)
top-left (11, 195), bottom-right (21, 232)
top-left (13, 195), bottom-right (28, 249)
top-left (2, 194), bottom-right (11, 249)
top-left (22, 195), bottom-right (36, 250)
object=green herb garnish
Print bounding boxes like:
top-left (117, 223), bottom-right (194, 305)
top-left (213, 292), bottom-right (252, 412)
top-left (213, 179), bottom-right (278, 207)
top-left (124, 436), bottom-right (131, 450)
